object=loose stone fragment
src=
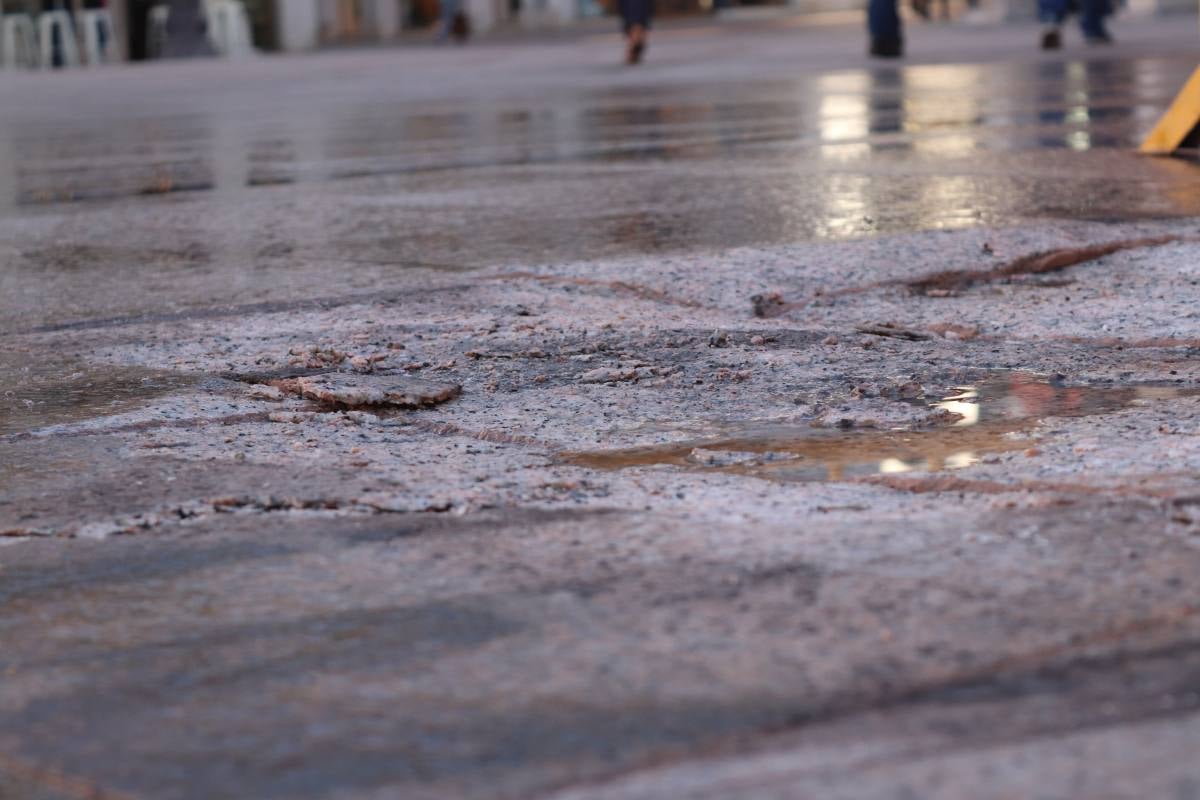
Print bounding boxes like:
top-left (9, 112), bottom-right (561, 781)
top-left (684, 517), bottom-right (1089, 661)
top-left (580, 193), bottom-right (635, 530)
top-left (288, 345), bottom-right (347, 369)
top-left (580, 367), bottom-right (640, 384)
top-left (286, 374), bottom-right (461, 408)
top-left (75, 521), bottom-right (123, 540)
top-left (349, 354), bottom-right (388, 373)
top-left (268, 411), bottom-right (320, 423)
top-left (855, 323), bottom-right (932, 341)
top-left (881, 380), bottom-right (924, 400)
top-left (1, 527), bottom-right (51, 539)
top-left (750, 292), bottom-right (787, 318)
top-left (247, 385), bottom-right (284, 401)
top-left (687, 448), bottom-right (767, 467)
top-left (928, 323), bottom-right (980, 341)
top-left (579, 364), bottom-right (669, 384)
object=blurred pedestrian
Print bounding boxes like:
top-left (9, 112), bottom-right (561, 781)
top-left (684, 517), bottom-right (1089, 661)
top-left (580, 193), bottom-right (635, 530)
top-left (867, 0), bottom-right (903, 57)
top-left (619, 0), bottom-right (652, 64)
top-left (437, 0), bottom-right (470, 43)
top-left (1039, 0), bottom-right (1113, 48)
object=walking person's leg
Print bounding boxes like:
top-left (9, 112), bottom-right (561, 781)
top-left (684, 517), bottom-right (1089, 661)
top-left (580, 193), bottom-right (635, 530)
top-left (1038, 0), bottom-right (1068, 48)
top-left (868, 0), bottom-right (902, 58)
top-left (1079, 0), bottom-right (1112, 42)
top-left (619, 0), bottom-right (651, 64)
top-left (437, 0), bottom-right (459, 42)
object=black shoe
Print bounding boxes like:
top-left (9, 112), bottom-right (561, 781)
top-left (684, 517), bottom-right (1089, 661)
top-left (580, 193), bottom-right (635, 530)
top-left (1040, 29), bottom-right (1061, 49)
top-left (1084, 31), bottom-right (1113, 44)
top-left (869, 35), bottom-right (903, 57)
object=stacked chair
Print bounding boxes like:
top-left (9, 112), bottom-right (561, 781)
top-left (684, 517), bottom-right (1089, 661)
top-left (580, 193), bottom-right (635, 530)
top-left (0, 1), bottom-right (253, 70)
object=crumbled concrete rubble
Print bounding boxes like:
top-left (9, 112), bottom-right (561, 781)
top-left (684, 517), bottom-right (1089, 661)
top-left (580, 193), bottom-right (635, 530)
top-left (854, 323), bottom-right (932, 341)
top-left (246, 384), bottom-right (285, 401)
top-left (287, 344), bottom-right (349, 369)
top-left (579, 365), bottom-right (676, 384)
top-left (1, 490), bottom-right (473, 539)
top-left (279, 373), bottom-right (462, 408)
top-left (10, 222), bottom-right (1199, 543)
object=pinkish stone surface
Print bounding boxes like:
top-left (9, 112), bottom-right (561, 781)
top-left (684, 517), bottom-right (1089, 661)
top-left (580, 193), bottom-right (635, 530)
top-left (287, 373), bottom-right (462, 408)
top-left (2, 16), bottom-right (1200, 800)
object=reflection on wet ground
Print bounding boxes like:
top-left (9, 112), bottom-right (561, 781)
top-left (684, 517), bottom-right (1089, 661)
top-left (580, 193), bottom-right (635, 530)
top-left (0, 351), bottom-right (198, 436)
top-left (4, 57), bottom-right (1199, 216)
top-left (564, 378), bottom-right (1198, 482)
top-left (2, 50), bottom-right (1200, 333)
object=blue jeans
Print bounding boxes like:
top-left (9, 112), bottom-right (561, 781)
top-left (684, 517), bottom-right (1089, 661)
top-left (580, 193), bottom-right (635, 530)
top-left (1039, 0), bottom-right (1111, 37)
top-left (868, 0), bottom-right (900, 39)
top-left (438, 0), bottom-right (461, 40)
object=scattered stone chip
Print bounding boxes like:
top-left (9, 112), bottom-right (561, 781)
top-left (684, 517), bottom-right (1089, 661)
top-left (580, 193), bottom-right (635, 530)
top-left (288, 374), bottom-right (462, 408)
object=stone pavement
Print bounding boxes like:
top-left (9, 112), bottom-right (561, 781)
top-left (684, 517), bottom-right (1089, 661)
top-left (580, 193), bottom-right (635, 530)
top-left (2, 13), bottom-right (1200, 800)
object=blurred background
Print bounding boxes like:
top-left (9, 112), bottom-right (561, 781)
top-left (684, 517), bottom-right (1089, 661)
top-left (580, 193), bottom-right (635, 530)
top-left (1, 0), bottom-right (1192, 62)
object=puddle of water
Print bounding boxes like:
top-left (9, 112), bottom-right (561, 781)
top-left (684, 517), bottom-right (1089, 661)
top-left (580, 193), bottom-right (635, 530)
top-left (0, 351), bottom-right (198, 437)
top-left (564, 378), bottom-right (1197, 482)
top-left (566, 423), bottom-right (1027, 482)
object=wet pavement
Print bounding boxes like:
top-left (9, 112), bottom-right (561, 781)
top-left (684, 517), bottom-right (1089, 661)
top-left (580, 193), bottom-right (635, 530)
top-left (2, 18), bottom-right (1200, 334)
top-left (0, 351), bottom-right (199, 436)
top-left (3, 13), bottom-right (1200, 800)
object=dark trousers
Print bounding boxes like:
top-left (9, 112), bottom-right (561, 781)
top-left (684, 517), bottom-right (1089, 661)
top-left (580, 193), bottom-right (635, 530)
top-left (868, 0), bottom-right (900, 39)
top-left (1039, 0), bottom-right (1111, 36)
top-left (619, 0), bottom-right (652, 33)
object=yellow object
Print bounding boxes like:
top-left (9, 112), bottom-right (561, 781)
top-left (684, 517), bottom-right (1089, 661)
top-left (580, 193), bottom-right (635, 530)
top-left (1140, 66), bottom-right (1200, 155)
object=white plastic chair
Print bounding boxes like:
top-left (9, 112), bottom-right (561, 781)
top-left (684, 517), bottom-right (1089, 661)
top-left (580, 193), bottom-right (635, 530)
top-left (147, 4), bottom-right (169, 59)
top-left (207, 0), bottom-right (254, 58)
top-left (37, 10), bottom-right (80, 69)
top-left (80, 8), bottom-right (116, 66)
top-left (1, 14), bottom-right (37, 70)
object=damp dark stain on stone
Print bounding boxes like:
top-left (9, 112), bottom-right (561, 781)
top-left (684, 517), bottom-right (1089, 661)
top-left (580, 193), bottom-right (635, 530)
top-left (0, 352), bottom-right (199, 437)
